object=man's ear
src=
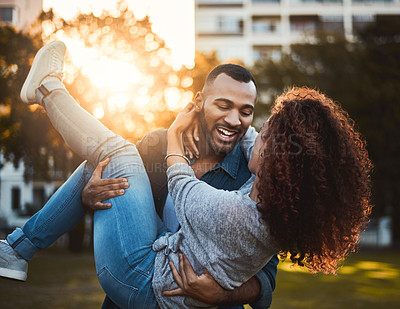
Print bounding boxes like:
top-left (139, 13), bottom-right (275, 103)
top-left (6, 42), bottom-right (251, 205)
top-left (194, 92), bottom-right (203, 111)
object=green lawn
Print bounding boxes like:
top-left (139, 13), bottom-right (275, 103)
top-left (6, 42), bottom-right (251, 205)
top-left (265, 250), bottom-right (400, 309)
top-left (1, 249), bottom-right (399, 308)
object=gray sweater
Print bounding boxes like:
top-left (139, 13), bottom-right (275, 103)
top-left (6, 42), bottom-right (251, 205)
top-left (152, 160), bottom-right (278, 308)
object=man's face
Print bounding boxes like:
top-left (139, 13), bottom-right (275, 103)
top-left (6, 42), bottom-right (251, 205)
top-left (198, 73), bottom-right (256, 155)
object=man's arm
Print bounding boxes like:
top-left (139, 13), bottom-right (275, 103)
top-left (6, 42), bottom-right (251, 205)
top-left (163, 253), bottom-right (279, 308)
top-left (248, 255), bottom-right (279, 309)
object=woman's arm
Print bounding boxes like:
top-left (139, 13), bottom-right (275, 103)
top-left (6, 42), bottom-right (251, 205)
top-left (166, 102), bottom-right (198, 167)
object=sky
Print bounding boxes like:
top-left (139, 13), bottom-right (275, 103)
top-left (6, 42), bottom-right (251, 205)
top-left (42, 0), bottom-right (195, 68)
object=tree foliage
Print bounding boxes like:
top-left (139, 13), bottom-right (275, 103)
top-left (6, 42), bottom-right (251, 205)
top-left (252, 16), bottom-right (400, 247)
top-left (0, 26), bottom-right (80, 180)
top-left (1, 1), bottom-right (198, 180)
top-left (38, 2), bottom-right (193, 141)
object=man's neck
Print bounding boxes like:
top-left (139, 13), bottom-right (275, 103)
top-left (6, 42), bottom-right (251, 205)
top-left (191, 137), bottom-right (225, 179)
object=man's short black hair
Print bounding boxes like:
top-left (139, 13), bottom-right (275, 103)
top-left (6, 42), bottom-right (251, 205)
top-left (204, 63), bottom-right (257, 89)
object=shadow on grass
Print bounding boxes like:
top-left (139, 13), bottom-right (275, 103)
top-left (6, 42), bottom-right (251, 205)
top-left (1, 248), bottom-right (400, 308)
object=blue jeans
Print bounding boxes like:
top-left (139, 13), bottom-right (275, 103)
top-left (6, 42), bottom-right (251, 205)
top-left (7, 81), bottom-right (167, 308)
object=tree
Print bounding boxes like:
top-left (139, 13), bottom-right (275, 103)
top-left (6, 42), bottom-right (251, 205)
top-left (0, 26), bottom-right (80, 180)
top-left (37, 2), bottom-right (193, 142)
top-left (1, 1), bottom-right (198, 178)
top-left (252, 16), bottom-right (400, 247)
top-left (178, 50), bottom-right (220, 95)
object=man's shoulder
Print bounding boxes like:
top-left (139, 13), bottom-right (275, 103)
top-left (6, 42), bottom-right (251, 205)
top-left (137, 129), bottom-right (168, 158)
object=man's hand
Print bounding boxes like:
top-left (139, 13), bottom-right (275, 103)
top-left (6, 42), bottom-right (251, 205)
top-left (81, 158), bottom-right (129, 210)
top-left (162, 253), bottom-right (228, 305)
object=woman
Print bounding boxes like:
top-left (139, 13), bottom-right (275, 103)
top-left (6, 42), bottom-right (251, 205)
top-left (0, 42), bottom-right (372, 308)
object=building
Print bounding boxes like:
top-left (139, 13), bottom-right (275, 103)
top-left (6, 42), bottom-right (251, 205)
top-left (0, 154), bottom-right (63, 229)
top-left (0, 0), bottom-right (43, 30)
top-left (195, 0), bottom-right (400, 64)
top-left (0, 0), bottom-right (49, 232)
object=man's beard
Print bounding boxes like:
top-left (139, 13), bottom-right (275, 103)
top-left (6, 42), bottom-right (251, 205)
top-left (198, 108), bottom-right (237, 156)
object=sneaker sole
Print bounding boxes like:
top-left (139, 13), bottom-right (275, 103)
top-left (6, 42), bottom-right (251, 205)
top-left (0, 267), bottom-right (27, 281)
top-left (20, 41), bottom-right (66, 104)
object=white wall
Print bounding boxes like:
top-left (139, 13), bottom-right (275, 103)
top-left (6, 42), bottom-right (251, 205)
top-left (0, 0), bottom-right (43, 30)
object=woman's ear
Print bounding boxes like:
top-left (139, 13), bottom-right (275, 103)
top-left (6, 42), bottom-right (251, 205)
top-left (194, 92), bottom-right (203, 112)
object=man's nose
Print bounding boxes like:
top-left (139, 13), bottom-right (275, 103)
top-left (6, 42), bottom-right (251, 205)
top-left (224, 110), bottom-right (241, 127)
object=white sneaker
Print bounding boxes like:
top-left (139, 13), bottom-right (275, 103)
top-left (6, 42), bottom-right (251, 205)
top-left (0, 240), bottom-right (28, 281)
top-left (20, 41), bottom-right (66, 104)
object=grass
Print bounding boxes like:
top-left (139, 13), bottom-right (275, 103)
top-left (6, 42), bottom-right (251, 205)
top-left (263, 249), bottom-right (400, 309)
top-left (1, 248), bottom-right (400, 308)
top-left (0, 249), bottom-right (104, 309)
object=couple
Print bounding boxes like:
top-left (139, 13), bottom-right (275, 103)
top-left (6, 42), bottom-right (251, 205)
top-left (0, 41), bottom-right (372, 308)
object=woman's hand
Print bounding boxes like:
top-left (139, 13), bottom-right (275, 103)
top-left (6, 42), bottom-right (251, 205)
top-left (168, 102), bottom-right (199, 135)
top-left (183, 116), bottom-right (200, 160)
top-left (162, 253), bottom-right (228, 305)
top-left (167, 103), bottom-right (200, 166)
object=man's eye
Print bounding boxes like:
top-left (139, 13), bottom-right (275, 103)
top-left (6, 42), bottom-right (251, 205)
top-left (218, 105), bottom-right (229, 110)
top-left (241, 110), bottom-right (253, 116)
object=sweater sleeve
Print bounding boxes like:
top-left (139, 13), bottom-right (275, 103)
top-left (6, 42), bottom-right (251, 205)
top-left (166, 163), bottom-right (212, 225)
top-left (166, 163), bottom-right (249, 234)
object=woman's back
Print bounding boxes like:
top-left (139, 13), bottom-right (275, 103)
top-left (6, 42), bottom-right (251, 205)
top-left (152, 166), bottom-right (277, 309)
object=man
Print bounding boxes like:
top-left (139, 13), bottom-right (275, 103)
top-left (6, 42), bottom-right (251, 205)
top-left (83, 64), bottom-right (279, 309)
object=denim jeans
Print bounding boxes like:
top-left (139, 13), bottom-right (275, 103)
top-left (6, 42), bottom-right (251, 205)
top-left (7, 82), bottom-right (167, 308)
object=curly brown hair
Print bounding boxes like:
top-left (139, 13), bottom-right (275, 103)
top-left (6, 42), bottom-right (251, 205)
top-left (257, 87), bottom-right (373, 274)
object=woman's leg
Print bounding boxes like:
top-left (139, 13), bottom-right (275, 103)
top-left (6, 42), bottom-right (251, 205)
top-left (38, 81), bottom-right (126, 166)
top-left (93, 146), bottom-right (166, 308)
top-left (39, 87), bottom-right (167, 306)
top-left (6, 161), bottom-right (91, 261)
top-left (25, 42), bottom-right (166, 307)
top-left (0, 161), bottom-right (94, 281)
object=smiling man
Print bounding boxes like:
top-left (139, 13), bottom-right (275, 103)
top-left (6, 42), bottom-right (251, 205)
top-left (83, 64), bottom-right (279, 309)
top-left (197, 71), bottom-right (255, 154)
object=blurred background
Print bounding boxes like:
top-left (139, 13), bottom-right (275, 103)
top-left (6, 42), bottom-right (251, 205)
top-left (0, 0), bottom-right (399, 308)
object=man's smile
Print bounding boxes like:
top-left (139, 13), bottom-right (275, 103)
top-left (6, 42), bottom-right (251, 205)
top-left (215, 126), bottom-right (239, 143)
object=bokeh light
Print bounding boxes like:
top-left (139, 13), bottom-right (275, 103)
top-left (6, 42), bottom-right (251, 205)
top-left (39, 4), bottom-right (195, 139)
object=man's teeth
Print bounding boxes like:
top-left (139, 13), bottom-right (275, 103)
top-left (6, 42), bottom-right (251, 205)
top-left (218, 128), bottom-right (235, 136)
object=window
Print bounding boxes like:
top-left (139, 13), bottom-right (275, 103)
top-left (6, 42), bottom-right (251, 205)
top-left (252, 0), bottom-right (280, 3)
top-left (253, 45), bottom-right (282, 62)
top-left (320, 15), bottom-right (344, 33)
top-left (353, 15), bottom-right (375, 32)
top-left (0, 7), bottom-right (16, 23)
top-left (33, 188), bottom-right (46, 210)
top-left (353, 0), bottom-right (393, 2)
top-left (291, 0), bottom-right (342, 2)
top-left (197, 15), bottom-right (243, 35)
top-left (217, 16), bottom-right (243, 34)
top-left (290, 15), bottom-right (319, 32)
top-left (252, 17), bottom-right (280, 34)
top-left (198, 0), bottom-right (243, 5)
top-left (11, 187), bottom-right (21, 211)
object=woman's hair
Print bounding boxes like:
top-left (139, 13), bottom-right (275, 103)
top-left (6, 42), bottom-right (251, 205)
top-left (257, 86), bottom-right (373, 274)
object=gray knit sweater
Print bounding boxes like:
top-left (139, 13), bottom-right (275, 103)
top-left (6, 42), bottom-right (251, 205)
top-left (152, 160), bottom-right (278, 308)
